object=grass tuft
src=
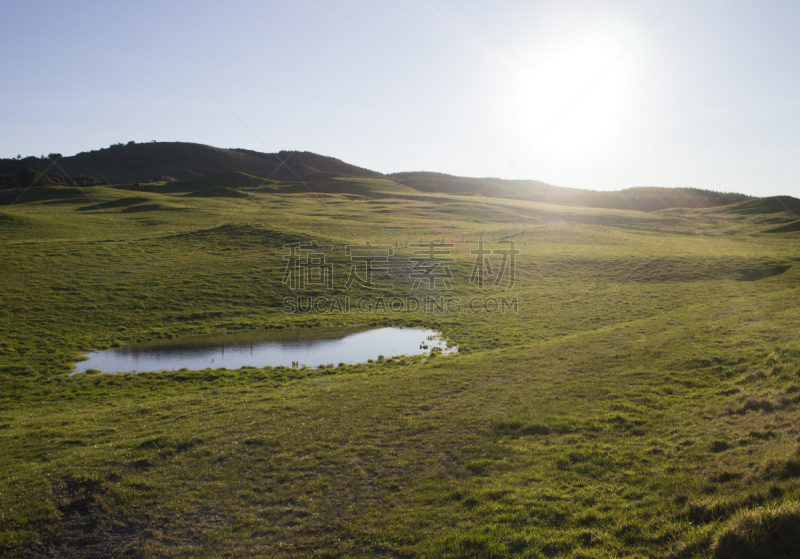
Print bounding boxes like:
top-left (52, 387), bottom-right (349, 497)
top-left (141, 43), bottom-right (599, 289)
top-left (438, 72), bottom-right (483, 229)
top-left (712, 501), bottom-right (800, 559)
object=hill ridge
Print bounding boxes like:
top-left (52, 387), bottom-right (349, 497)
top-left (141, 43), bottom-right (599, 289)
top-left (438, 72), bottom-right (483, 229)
top-left (0, 141), bottom-right (758, 211)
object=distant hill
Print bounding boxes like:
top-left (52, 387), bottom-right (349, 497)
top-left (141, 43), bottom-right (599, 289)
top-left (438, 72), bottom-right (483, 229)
top-left (129, 173), bottom-right (421, 199)
top-left (387, 171), bottom-right (557, 198)
top-left (0, 142), bottom-right (380, 185)
top-left (0, 141), bottom-right (756, 211)
top-left (388, 172), bottom-right (752, 211)
top-left (711, 195), bottom-right (800, 233)
top-left (725, 196), bottom-right (800, 215)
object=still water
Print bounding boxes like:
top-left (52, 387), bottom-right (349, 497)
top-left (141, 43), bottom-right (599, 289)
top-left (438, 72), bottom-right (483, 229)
top-left (73, 326), bottom-right (452, 374)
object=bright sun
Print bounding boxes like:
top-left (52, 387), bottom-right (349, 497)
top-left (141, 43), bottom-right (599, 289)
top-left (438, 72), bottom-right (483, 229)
top-left (506, 31), bottom-right (634, 165)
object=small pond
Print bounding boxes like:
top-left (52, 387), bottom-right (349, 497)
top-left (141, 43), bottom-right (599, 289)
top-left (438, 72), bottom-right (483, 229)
top-left (73, 326), bottom-right (454, 374)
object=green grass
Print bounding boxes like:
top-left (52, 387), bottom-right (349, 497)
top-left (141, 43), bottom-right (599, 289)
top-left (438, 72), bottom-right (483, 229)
top-left (1, 182), bottom-right (800, 557)
top-left (712, 501), bottom-right (800, 558)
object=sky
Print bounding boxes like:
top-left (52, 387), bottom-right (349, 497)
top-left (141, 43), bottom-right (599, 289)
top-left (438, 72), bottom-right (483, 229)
top-left (1, 0), bottom-right (798, 196)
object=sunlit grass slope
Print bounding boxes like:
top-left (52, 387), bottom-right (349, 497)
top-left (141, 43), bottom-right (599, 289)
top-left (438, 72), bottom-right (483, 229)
top-left (1, 185), bottom-right (800, 557)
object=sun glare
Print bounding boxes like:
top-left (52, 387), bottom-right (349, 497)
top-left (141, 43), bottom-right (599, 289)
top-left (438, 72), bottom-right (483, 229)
top-left (507, 32), bottom-right (633, 167)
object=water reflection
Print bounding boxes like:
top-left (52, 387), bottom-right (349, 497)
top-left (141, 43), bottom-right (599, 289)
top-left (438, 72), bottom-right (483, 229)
top-left (74, 326), bottom-right (453, 374)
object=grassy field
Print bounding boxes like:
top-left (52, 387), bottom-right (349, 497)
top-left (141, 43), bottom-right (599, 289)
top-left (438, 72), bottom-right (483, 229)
top-left (1, 179), bottom-right (800, 558)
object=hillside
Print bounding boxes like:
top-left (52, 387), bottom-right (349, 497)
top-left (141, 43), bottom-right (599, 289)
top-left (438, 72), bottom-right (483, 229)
top-left (120, 173), bottom-right (420, 200)
top-left (0, 141), bottom-right (754, 211)
top-left (0, 142), bottom-right (380, 185)
top-left (2, 179), bottom-right (800, 558)
top-left (388, 172), bottom-right (752, 211)
top-left (725, 195), bottom-right (800, 215)
top-left (272, 177), bottom-right (419, 197)
top-left (135, 171), bottom-right (271, 194)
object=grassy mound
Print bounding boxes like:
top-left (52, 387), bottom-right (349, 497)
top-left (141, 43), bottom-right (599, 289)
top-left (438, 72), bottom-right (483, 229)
top-left (727, 196), bottom-right (800, 215)
top-left (765, 220), bottom-right (800, 233)
top-left (275, 177), bottom-right (418, 197)
top-left (0, 185), bottom-right (84, 205)
top-left (713, 502), bottom-right (800, 558)
top-left (140, 171), bottom-right (271, 194)
top-left (184, 187), bottom-right (250, 198)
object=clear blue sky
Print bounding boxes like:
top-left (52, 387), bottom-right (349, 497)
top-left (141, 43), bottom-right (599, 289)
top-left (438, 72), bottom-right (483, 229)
top-left (1, 0), bottom-right (798, 196)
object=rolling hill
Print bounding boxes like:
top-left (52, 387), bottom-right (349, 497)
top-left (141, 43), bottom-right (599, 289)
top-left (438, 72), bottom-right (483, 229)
top-left (135, 171), bottom-right (270, 194)
top-left (387, 172), bottom-right (752, 210)
top-left (0, 141), bottom-right (755, 211)
top-left (0, 142), bottom-right (381, 185)
top-left (1, 166), bottom-right (799, 558)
